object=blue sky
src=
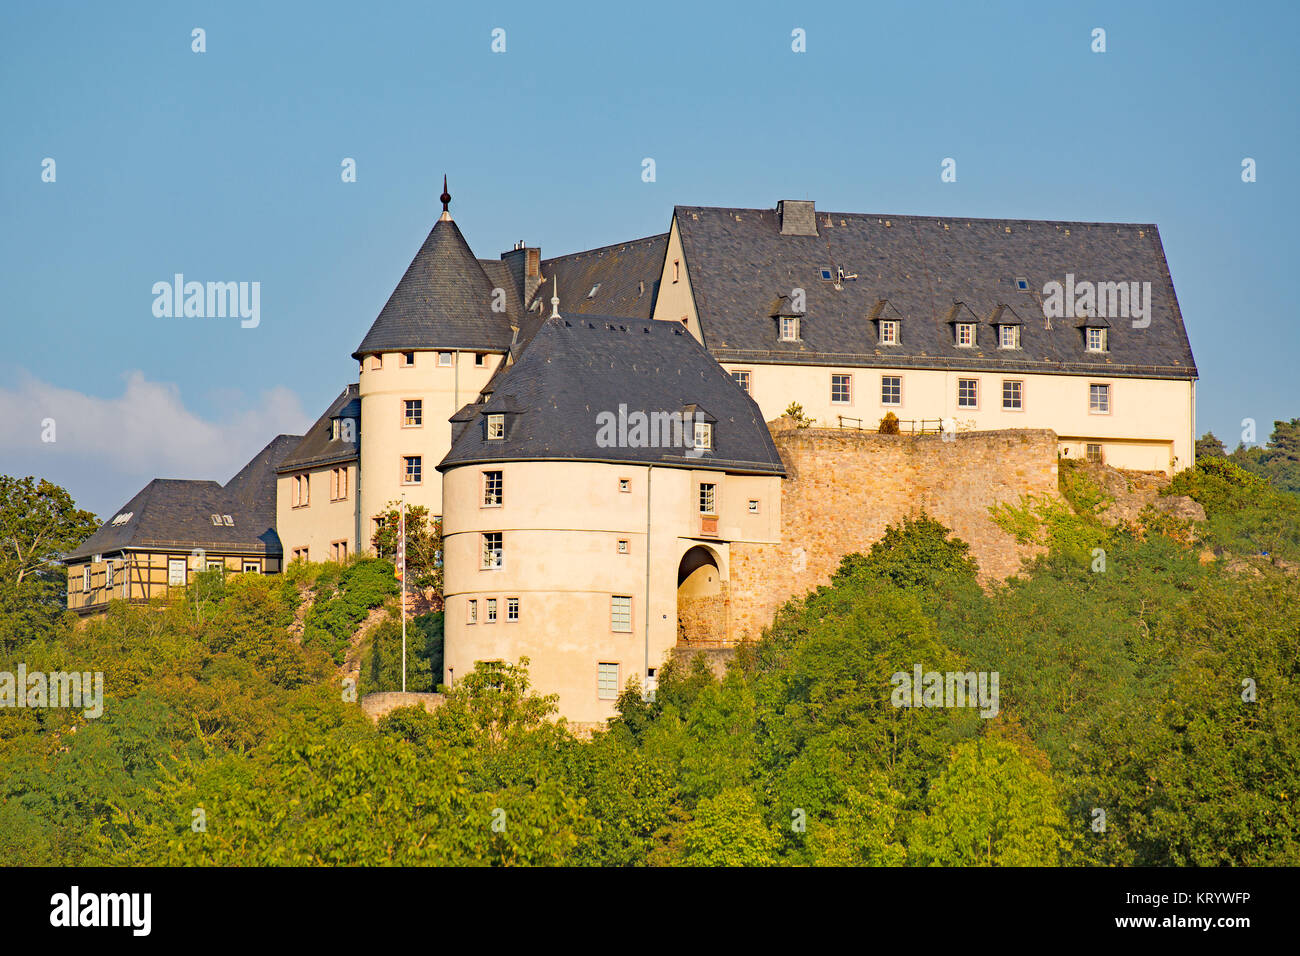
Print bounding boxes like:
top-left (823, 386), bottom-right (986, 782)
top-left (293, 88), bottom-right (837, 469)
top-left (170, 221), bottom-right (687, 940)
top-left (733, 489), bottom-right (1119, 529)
top-left (2, 0), bottom-right (1296, 516)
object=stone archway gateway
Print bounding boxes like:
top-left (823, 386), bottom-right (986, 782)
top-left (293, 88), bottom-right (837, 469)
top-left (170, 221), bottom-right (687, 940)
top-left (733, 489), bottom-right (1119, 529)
top-left (677, 545), bottom-right (727, 645)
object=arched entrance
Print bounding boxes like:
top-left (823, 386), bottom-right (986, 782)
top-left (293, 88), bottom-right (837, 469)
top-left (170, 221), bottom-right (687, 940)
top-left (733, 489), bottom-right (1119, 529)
top-left (677, 545), bottom-right (727, 645)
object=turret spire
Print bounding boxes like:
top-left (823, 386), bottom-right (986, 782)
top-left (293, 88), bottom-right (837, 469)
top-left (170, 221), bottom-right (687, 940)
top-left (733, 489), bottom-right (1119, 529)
top-left (549, 276), bottom-right (561, 319)
top-left (439, 174), bottom-right (452, 221)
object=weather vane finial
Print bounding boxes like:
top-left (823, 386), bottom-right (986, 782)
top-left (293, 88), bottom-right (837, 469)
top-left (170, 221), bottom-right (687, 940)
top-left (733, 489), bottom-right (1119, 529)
top-left (550, 276), bottom-right (561, 319)
top-left (440, 174), bottom-right (451, 217)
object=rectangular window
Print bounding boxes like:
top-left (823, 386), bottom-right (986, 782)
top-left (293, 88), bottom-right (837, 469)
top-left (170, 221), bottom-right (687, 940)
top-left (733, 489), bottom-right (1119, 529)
top-left (506, 597), bottom-right (519, 622)
top-left (958, 378), bottom-right (979, 408)
top-left (481, 532), bottom-right (503, 569)
top-left (619, 478), bottom-right (630, 493)
top-left (881, 375), bottom-right (902, 406)
top-left (598, 662), bottom-right (619, 700)
top-left (403, 399), bottom-right (423, 427)
top-left (400, 351), bottom-right (416, 367)
top-left (292, 474), bottom-right (309, 507)
top-left (999, 325), bottom-right (1021, 349)
top-left (168, 558), bottom-right (186, 587)
top-left (486, 414), bottom-right (505, 440)
top-left (956, 323), bottom-right (975, 347)
top-left (1086, 443), bottom-right (1103, 463)
top-left (483, 470), bottom-right (503, 506)
top-left (467, 600), bottom-right (477, 624)
top-left (105, 563), bottom-right (115, 588)
top-left (699, 483), bottom-right (716, 515)
top-left (617, 539), bottom-right (629, 554)
top-left (831, 373), bottom-right (852, 404)
top-left (1089, 383), bottom-right (1111, 413)
top-left (243, 562), bottom-right (260, 574)
top-left (731, 370), bottom-right (752, 393)
top-left (486, 598), bottom-right (497, 622)
top-left (331, 540), bottom-right (348, 562)
top-left (292, 547), bottom-right (309, 563)
top-left (1086, 327), bottom-right (1107, 352)
top-left (438, 352), bottom-right (454, 366)
top-left (402, 455), bottom-right (422, 484)
top-left (475, 353), bottom-right (486, 367)
top-left (1002, 380), bottom-right (1024, 410)
top-left (779, 316), bottom-right (799, 341)
top-left (694, 421), bottom-right (712, 450)
top-left (368, 354), bottom-right (383, 371)
top-left (330, 467), bottom-right (348, 501)
top-left (83, 565), bottom-right (91, 591)
top-left (748, 499), bottom-right (760, 514)
top-left (611, 596), bottom-right (632, 633)
top-left (879, 319), bottom-right (899, 345)
top-left (206, 560), bottom-right (223, 572)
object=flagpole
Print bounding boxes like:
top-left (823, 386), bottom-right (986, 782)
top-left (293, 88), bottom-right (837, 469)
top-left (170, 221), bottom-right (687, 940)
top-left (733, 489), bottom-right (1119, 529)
top-left (400, 498), bottom-right (407, 693)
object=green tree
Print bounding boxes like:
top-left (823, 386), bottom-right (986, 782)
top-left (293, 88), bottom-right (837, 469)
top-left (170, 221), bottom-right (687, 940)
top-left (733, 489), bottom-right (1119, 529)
top-left (371, 502), bottom-right (443, 595)
top-left (683, 788), bottom-right (778, 866)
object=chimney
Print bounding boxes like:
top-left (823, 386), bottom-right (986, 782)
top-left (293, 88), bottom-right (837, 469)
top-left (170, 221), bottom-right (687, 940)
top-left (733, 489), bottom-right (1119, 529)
top-left (500, 243), bottom-right (544, 303)
top-left (777, 200), bottom-right (817, 237)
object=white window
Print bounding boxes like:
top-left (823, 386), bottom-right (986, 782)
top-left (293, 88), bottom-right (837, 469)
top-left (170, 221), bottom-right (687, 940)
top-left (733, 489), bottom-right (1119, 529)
top-left (168, 558), bottom-right (186, 587)
top-left (206, 560), bottom-right (223, 572)
top-left (1089, 383), bottom-right (1111, 413)
top-left (1086, 327), bottom-right (1107, 352)
top-left (1003, 380), bottom-right (1024, 410)
top-left (694, 421), bottom-right (713, 450)
top-left (1086, 443), bottom-right (1103, 463)
top-left (402, 456), bottom-right (422, 484)
top-left (483, 470), bottom-right (503, 506)
top-left (699, 483), bottom-right (717, 515)
top-left (617, 539), bottom-right (629, 554)
top-left (879, 319), bottom-right (899, 345)
top-left (506, 598), bottom-right (519, 622)
top-left (403, 399), bottom-right (423, 427)
top-left (486, 598), bottom-right (497, 622)
top-left (618, 478), bottom-right (630, 493)
top-left (468, 599), bottom-right (478, 624)
top-left (999, 325), bottom-right (1021, 349)
top-left (957, 378), bottom-right (978, 409)
top-left (243, 562), bottom-right (260, 574)
top-left (779, 316), bottom-right (799, 341)
top-left (598, 662), bottom-right (619, 700)
top-left (748, 499), bottom-right (760, 514)
top-left (83, 565), bottom-right (91, 592)
top-left (104, 563), bottom-right (114, 588)
top-left (481, 532), bottom-right (503, 569)
top-left (831, 374), bottom-right (852, 404)
top-left (731, 370), bottom-right (752, 393)
top-left (486, 414), bottom-right (505, 440)
top-left (438, 351), bottom-right (454, 366)
top-left (222, 515), bottom-right (234, 526)
top-left (956, 323), bottom-right (975, 347)
top-left (881, 376), bottom-right (901, 406)
top-left (611, 596), bottom-right (632, 633)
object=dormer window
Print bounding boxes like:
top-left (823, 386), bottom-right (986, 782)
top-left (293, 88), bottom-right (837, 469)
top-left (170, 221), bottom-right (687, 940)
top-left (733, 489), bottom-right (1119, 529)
top-left (999, 325), bottom-right (1021, 349)
top-left (1086, 327), bottom-right (1108, 352)
top-left (956, 323), bottom-right (975, 347)
top-left (210, 514), bottom-right (222, 525)
top-left (879, 319), bottom-right (899, 345)
top-left (486, 414), bottom-right (505, 440)
top-left (222, 515), bottom-right (234, 526)
top-left (694, 421), bottom-right (713, 450)
top-left (779, 316), bottom-right (799, 341)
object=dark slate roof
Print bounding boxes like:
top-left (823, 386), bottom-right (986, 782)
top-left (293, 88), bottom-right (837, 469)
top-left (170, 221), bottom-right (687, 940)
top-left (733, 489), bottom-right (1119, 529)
top-left (353, 215), bottom-right (517, 358)
top-left (65, 435), bottom-right (302, 560)
top-left (527, 233), bottom-right (667, 322)
top-left (277, 384), bottom-right (361, 473)
top-left (674, 205), bottom-right (1197, 380)
top-left (439, 314), bottom-right (785, 476)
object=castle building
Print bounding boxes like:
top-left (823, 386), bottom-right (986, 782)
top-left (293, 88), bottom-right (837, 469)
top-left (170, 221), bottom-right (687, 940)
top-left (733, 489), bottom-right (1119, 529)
top-left (66, 182), bottom-right (1199, 721)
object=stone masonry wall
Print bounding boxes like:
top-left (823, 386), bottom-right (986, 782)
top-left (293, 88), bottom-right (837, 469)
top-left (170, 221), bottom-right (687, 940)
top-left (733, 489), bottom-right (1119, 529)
top-left (725, 424), bottom-right (1059, 644)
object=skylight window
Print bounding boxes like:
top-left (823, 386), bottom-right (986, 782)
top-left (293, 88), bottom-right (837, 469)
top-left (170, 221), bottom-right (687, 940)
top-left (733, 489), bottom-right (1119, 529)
top-left (210, 515), bottom-right (222, 526)
top-left (1015, 277), bottom-right (1030, 291)
top-left (222, 515), bottom-right (234, 526)
top-left (587, 283), bottom-right (600, 299)
top-left (819, 268), bottom-right (833, 280)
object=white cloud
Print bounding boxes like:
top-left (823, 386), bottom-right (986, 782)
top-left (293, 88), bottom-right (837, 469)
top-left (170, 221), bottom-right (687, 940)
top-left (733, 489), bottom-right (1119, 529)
top-left (0, 370), bottom-right (311, 518)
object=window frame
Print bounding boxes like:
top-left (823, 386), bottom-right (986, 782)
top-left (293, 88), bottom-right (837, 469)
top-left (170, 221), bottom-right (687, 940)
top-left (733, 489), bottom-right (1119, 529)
top-left (879, 319), bottom-right (899, 345)
top-left (506, 597), bottom-right (519, 622)
top-left (610, 596), bottom-right (633, 633)
top-left (779, 315), bottom-right (799, 341)
top-left (880, 375), bottom-right (902, 407)
top-left (956, 322), bottom-right (976, 347)
top-left (957, 378), bottom-right (979, 409)
top-left (597, 662), bottom-right (620, 700)
top-left (482, 470), bottom-right (503, 507)
top-left (698, 482), bottom-right (717, 515)
top-left (831, 373), bottom-right (853, 405)
top-left (1086, 327), bottom-right (1108, 353)
top-left (1002, 379), bottom-right (1025, 411)
top-left (481, 532), bottom-right (504, 570)
top-left (1089, 382), bottom-right (1112, 415)
top-left (731, 369), bottom-right (752, 393)
top-left (999, 325), bottom-right (1021, 350)
top-left (402, 398), bottom-right (423, 428)
top-left (486, 414), bottom-right (505, 440)
top-left (401, 455), bottom-right (423, 485)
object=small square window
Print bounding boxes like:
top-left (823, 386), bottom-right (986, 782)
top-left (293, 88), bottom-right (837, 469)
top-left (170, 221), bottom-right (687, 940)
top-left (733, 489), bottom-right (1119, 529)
top-left (486, 598), bottom-right (497, 623)
top-left (819, 268), bottom-right (834, 280)
top-left (475, 353), bottom-right (486, 367)
top-left (611, 596), bottom-right (632, 633)
top-left (1089, 383), bottom-right (1111, 414)
top-left (617, 539), bottom-right (629, 554)
top-left (881, 375), bottom-right (901, 406)
top-left (506, 597), bottom-right (519, 622)
top-left (243, 562), bottom-right (260, 574)
top-left (619, 478), bottom-right (630, 493)
top-left (879, 320), bottom-right (899, 345)
top-left (958, 378), bottom-right (978, 409)
top-left (1002, 380), bottom-right (1024, 410)
top-left (748, 499), bottom-right (760, 514)
top-left (731, 370), bottom-right (752, 393)
top-left (1086, 327), bottom-right (1107, 352)
top-left (403, 399), bottom-right (423, 427)
top-left (222, 515), bottom-right (234, 526)
top-left (486, 414), bottom-right (505, 440)
top-left (1015, 277), bottom-right (1030, 291)
top-left (831, 373), bottom-right (852, 404)
top-left (438, 352), bottom-right (454, 366)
